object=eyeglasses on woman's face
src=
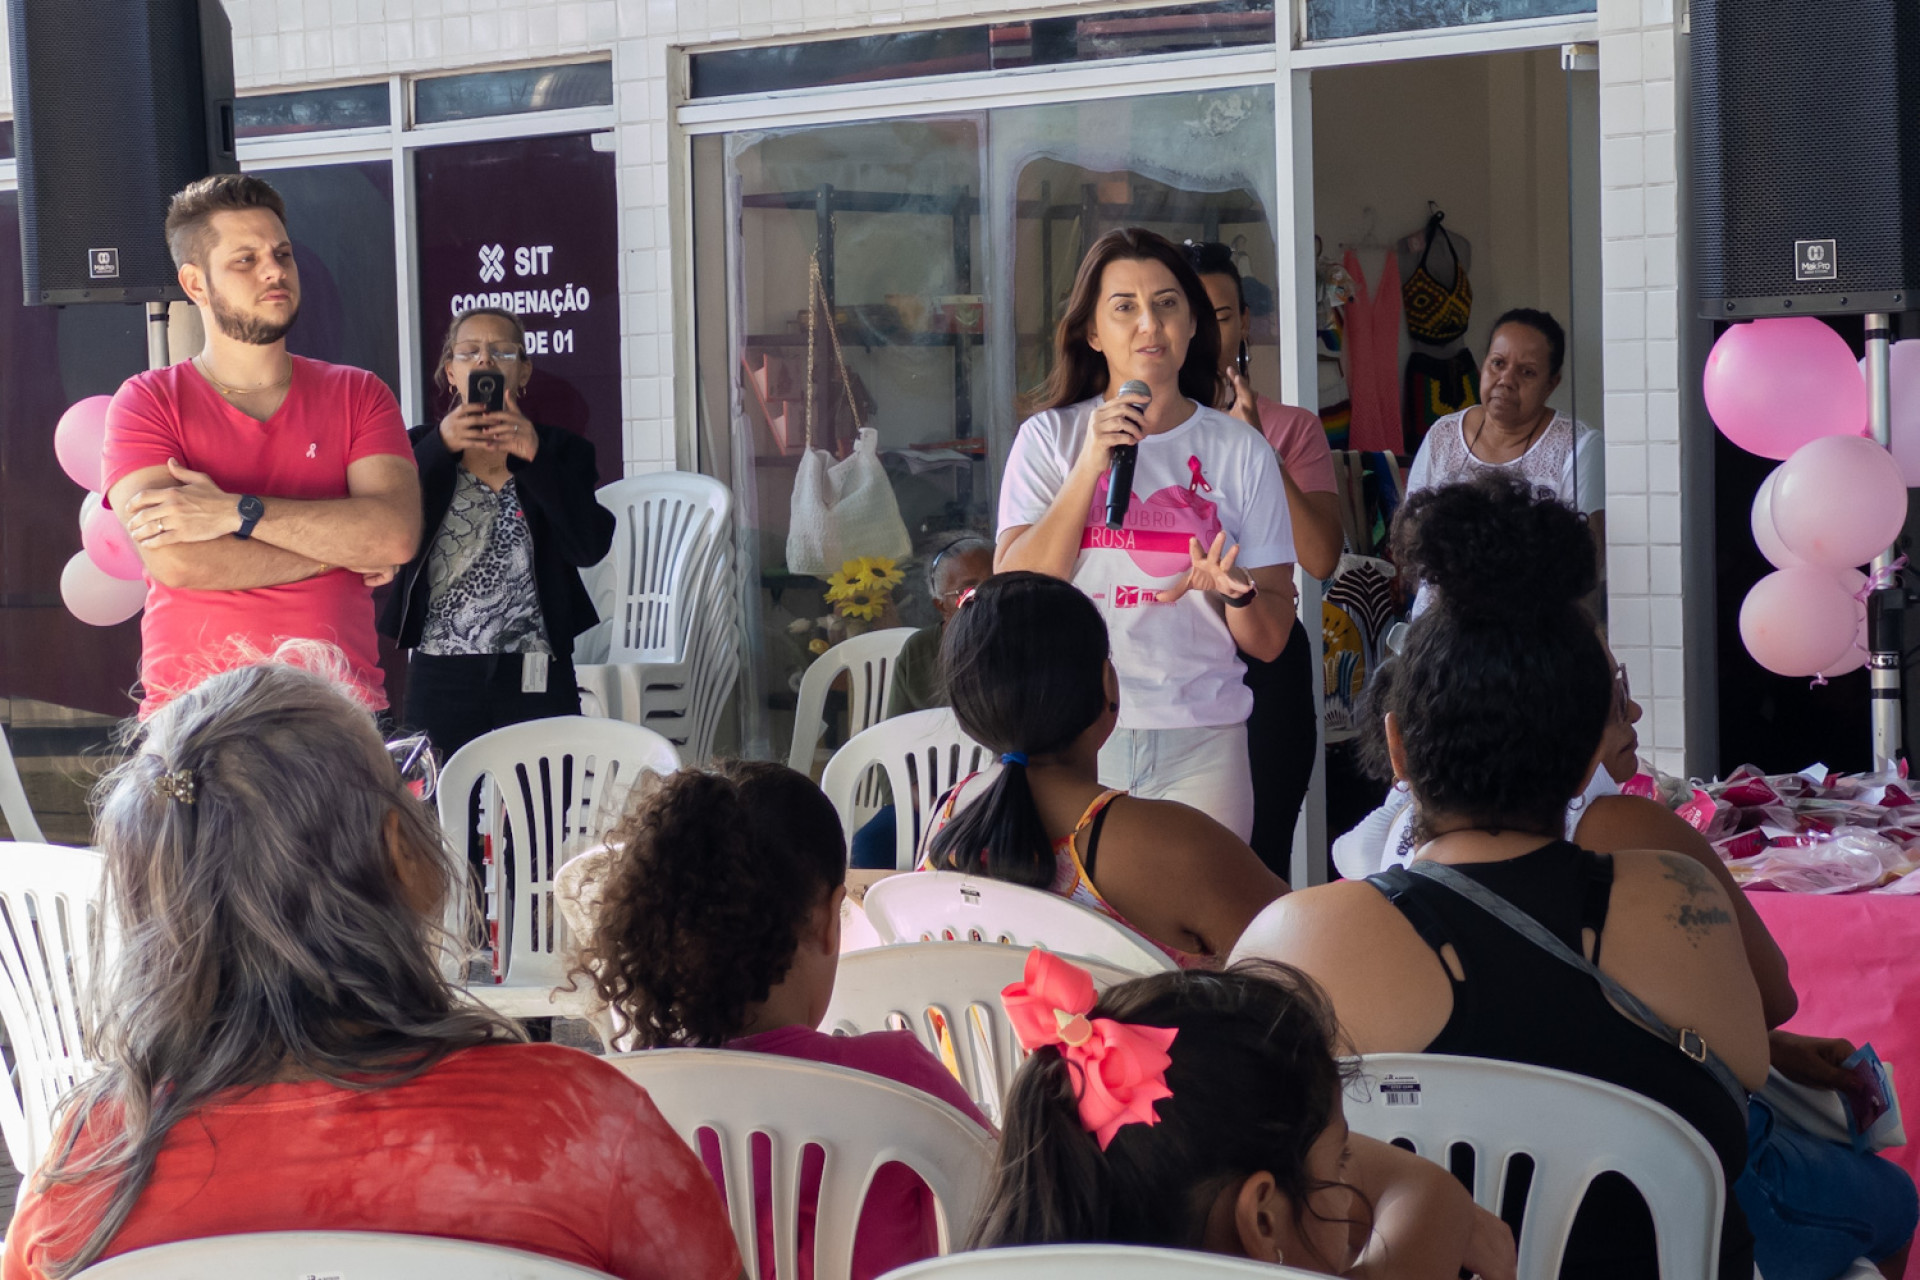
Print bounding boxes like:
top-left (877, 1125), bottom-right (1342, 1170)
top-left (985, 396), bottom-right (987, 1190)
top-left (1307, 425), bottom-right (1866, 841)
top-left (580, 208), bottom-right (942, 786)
top-left (450, 344), bottom-right (525, 364)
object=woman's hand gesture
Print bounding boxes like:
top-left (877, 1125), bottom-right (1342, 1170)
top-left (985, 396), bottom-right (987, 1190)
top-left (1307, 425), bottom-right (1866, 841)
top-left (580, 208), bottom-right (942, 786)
top-left (1155, 531), bottom-right (1255, 604)
top-left (1074, 389), bottom-right (1150, 478)
top-left (488, 390), bottom-right (539, 463)
top-left (438, 401), bottom-right (498, 455)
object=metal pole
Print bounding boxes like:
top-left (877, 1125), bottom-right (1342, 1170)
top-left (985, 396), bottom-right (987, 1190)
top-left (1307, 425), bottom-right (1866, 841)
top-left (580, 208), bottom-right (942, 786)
top-left (1864, 312), bottom-right (1903, 773)
top-left (145, 302), bottom-right (170, 372)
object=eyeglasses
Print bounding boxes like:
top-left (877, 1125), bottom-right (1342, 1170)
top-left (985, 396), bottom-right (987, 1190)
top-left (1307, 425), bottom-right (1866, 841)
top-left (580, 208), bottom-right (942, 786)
top-left (450, 345), bottom-right (525, 363)
top-left (1610, 661), bottom-right (1633, 725)
top-left (386, 734), bottom-right (439, 802)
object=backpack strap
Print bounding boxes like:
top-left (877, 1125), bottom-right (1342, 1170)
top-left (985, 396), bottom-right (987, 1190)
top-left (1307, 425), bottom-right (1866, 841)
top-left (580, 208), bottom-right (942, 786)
top-left (1404, 859), bottom-right (1748, 1116)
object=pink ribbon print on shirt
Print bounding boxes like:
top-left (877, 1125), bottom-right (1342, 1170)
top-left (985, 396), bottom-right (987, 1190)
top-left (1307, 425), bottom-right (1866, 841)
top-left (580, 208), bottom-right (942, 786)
top-left (1083, 453), bottom-right (1224, 578)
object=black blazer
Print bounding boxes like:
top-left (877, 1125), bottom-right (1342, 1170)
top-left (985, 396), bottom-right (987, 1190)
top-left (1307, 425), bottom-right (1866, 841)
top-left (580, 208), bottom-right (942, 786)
top-left (379, 422), bottom-right (617, 660)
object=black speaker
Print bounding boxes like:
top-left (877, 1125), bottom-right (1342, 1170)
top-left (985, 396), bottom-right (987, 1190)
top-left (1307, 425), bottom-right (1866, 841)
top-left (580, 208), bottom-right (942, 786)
top-left (5, 0), bottom-right (236, 306)
top-left (1691, 0), bottom-right (1920, 318)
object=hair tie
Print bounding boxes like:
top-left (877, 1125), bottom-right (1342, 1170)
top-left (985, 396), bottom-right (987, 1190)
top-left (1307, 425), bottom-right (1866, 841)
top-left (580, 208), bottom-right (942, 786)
top-left (154, 767), bottom-right (197, 806)
top-left (1001, 950), bottom-right (1177, 1149)
top-left (1001, 752), bottom-right (1029, 768)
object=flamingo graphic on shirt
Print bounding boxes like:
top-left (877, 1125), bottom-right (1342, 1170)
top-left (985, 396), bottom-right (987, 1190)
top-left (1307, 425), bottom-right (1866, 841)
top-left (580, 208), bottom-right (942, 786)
top-left (1082, 454), bottom-right (1223, 578)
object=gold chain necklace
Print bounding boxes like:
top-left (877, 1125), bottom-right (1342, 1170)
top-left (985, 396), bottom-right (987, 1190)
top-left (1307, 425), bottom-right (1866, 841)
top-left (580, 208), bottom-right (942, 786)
top-left (196, 354), bottom-right (291, 397)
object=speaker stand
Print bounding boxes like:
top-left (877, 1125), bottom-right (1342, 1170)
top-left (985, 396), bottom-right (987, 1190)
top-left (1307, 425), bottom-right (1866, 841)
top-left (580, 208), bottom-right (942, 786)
top-left (1864, 313), bottom-right (1904, 773)
top-left (145, 302), bottom-right (170, 372)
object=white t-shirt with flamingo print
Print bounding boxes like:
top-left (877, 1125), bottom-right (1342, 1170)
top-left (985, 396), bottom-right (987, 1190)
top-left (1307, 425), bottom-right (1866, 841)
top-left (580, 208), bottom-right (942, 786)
top-left (999, 396), bottom-right (1296, 731)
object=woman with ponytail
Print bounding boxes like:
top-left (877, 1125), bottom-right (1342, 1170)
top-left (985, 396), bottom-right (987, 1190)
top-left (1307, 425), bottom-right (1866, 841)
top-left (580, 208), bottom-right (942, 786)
top-left (577, 762), bottom-right (992, 1280)
top-left (972, 952), bottom-right (1515, 1279)
top-left (922, 572), bottom-right (1285, 966)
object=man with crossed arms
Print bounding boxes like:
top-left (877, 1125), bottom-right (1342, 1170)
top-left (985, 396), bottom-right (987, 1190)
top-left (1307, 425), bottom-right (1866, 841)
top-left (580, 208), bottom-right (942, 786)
top-left (104, 174), bottom-right (420, 718)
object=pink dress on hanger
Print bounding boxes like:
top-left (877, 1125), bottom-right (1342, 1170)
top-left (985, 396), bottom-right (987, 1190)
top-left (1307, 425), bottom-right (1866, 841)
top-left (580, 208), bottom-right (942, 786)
top-left (1341, 249), bottom-right (1404, 453)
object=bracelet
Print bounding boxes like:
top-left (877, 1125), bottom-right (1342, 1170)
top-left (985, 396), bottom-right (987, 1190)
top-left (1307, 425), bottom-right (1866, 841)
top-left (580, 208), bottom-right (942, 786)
top-left (1223, 577), bottom-right (1259, 609)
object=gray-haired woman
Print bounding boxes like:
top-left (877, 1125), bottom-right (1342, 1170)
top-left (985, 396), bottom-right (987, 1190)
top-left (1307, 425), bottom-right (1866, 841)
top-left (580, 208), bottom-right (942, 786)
top-left (4, 653), bottom-right (740, 1280)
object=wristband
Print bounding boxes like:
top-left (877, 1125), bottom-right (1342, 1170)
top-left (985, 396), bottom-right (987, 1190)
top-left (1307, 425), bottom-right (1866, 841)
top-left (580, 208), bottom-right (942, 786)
top-left (1224, 578), bottom-right (1259, 609)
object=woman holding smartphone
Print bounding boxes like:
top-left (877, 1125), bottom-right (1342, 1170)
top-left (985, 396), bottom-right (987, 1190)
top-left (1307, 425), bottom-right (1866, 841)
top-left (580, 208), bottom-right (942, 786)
top-left (996, 228), bottom-right (1298, 841)
top-left (380, 307), bottom-right (615, 763)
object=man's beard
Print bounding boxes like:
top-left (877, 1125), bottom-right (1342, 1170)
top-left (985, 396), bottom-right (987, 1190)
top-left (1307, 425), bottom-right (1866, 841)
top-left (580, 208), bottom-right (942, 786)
top-left (209, 283), bottom-right (298, 345)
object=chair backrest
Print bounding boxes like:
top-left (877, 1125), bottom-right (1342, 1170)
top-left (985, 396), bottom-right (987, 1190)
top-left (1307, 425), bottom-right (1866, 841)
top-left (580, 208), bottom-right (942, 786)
top-left (1346, 1053), bottom-right (1725, 1280)
top-left (438, 718), bottom-right (680, 992)
top-left (0, 842), bottom-right (110, 1175)
top-left (0, 726), bottom-right (46, 844)
top-left (598, 472), bottom-right (733, 664)
top-left (818, 709), bottom-right (991, 870)
top-left (884, 1245), bottom-right (1326, 1279)
top-left (74, 1231), bottom-right (618, 1278)
top-left (821, 942), bottom-right (1137, 1126)
top-left (862, 872), bottom-right (1176, 976)
top-left (787, 628), bottom-right (918, 779)
top-left (608, 1048), bottom-right (995, 1280)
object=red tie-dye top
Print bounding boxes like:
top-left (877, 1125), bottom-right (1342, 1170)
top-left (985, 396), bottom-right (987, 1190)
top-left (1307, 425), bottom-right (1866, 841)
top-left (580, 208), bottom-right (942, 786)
top-left (2, 1044), bottom-right (741, 1280)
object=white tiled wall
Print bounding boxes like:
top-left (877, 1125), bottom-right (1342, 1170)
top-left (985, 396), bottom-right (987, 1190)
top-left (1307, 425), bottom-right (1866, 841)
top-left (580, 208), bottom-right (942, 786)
top-left (1597, 0), bottom-right (1686, 776)
top-left (0, 1), bottom-right (1693, 765)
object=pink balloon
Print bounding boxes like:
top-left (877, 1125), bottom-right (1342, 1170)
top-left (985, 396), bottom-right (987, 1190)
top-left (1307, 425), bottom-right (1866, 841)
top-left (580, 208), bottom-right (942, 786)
top-left (1772, 434), bottom-right (1909, 569)
top-left (1704, 318), bottom-right (1869, 460)
top-left (82, 504), bottom-right (144, 581)
top-left (1873, 340), bottom-right (1920, 486)
top-left (1750, 470), bottom-right (1804, 569)
top-left (52, 396), bottom-right (113, 491)
top-left (1740, 568), bottom-right (1859, 677)
top-left (59, 552), bottom-right (146, 627)
top-left (1820, 569), bottom-right (1871, 676)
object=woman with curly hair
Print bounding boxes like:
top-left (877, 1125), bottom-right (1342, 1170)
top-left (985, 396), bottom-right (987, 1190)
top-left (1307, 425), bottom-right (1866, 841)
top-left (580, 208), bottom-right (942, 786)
top-left (971, 955), bottom-right (1513, 1278)
top-left (577, 761), bottom-right (992, 1280)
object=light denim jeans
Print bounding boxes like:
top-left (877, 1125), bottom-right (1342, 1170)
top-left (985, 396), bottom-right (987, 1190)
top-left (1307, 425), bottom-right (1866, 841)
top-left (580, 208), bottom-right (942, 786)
top-left (1097, 723), bottom-right (1254, 842)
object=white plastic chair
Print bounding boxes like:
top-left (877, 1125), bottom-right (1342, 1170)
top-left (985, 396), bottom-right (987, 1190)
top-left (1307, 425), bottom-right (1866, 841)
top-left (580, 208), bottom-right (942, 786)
top-left (0, 725), bottom-right (45, 844)
top-left (821, 942), bottom-right (1138, 1126)
top-left (73, 1231), bottom-right (618, 1278)
top-left (596, 472), bottom-right (733, 665)
top-left (438, 717), bottom-right (679, 1019)
top-left (787, 628), bottom-right (918, 779)
top-left (0, 726), bottom-right (46, 843)
top-left (607, 1048), bottom-right (994, 1280)
top-left (1347, 1053), bottom-right (1724, 1280)
top-left (862, 871), bottom-right (1176, 976)
top-left (0, 842), bottom-right (111, 1176)
top-left (819, 709), bottom-right (991, 870)
top-left (885, 1244), bottom-right (1326, 1279)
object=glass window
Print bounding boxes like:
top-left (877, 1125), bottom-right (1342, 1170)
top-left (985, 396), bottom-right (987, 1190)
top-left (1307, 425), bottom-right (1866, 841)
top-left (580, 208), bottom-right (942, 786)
top-left (413, 132), bottom-right (622, 468)
top-left (0, 190), bottom-right (147, 715)
top-left (696, 86), bottom-right (1277, 760)
top-left (234, 83), bottom-right (391, 137)
top-left (688, 1), bottom-right (1274, 99)
top-left (270, 162), bottom-right (401, 395)
top-left (413, 62), bottom-right (614, 125)
top-left (1304, 0), bottom-right (1593, 42)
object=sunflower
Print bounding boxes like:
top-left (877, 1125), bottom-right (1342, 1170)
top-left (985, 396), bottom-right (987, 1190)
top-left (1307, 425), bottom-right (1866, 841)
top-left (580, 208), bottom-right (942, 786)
top-left (825, 556), bottom-right (901, 622)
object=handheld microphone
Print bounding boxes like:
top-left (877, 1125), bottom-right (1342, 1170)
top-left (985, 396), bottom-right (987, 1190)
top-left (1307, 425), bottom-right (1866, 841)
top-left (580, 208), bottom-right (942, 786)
top-left (1106, 379), bottom-right (1150, 531)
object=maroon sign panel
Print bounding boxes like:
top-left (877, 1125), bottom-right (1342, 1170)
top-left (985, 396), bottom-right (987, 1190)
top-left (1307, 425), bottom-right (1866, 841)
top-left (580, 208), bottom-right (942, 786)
top-left (414, 133), bottom-right (622, 468)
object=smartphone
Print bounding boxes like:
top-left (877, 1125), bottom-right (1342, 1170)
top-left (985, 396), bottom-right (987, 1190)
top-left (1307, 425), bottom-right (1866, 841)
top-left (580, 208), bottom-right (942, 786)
top-left (468, 370), bottom-right (506, 414)
top-left (1839, 1046), bottom-right (1892, 1136)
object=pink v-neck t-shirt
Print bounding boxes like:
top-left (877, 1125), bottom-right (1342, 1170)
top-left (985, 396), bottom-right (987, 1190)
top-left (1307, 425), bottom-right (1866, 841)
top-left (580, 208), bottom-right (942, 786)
top-left (103, 357), bottom-right (413, 716)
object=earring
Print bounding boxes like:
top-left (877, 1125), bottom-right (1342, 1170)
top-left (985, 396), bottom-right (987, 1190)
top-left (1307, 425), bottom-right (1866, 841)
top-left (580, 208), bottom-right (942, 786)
top-left (1109, 701), bottom-right (1120, 713)
top-left (1239, 339), bottom-right (1250, 366)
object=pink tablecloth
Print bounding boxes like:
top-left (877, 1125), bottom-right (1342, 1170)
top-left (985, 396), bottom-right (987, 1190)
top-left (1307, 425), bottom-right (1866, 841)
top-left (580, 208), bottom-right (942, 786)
top-left (1749, 890), bottom-right (1920, 1278)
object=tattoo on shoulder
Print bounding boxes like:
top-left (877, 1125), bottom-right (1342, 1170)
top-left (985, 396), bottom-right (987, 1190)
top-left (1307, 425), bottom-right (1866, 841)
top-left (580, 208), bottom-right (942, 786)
top-left (1657, 854), bottom-right (1732, 947)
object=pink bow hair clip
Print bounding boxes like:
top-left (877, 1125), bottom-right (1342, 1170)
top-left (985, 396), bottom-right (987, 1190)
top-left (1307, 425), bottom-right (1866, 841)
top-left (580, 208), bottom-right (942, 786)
top-left (1001, 949), bottom-right (1177, 1149)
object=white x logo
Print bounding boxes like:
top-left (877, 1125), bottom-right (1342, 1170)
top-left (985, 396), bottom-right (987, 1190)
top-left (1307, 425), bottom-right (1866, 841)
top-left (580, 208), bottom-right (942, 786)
top-left (477, 244), bottom-right (506, 282)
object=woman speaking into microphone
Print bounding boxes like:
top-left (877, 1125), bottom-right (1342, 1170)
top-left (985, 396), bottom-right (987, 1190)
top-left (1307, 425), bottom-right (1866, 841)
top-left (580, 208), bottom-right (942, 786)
top-left (996, 228), bottom-right (1297, 840)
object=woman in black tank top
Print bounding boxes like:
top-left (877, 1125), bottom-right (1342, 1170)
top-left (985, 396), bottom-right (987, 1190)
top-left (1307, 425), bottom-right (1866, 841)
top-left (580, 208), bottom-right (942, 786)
top-left (1229, 477), bottom-right (1770, 1280)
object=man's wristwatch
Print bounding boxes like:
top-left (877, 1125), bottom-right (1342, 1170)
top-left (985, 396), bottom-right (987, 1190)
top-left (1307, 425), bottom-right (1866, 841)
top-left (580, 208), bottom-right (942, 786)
top-left (235, 494), bottom-right (266, 540)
